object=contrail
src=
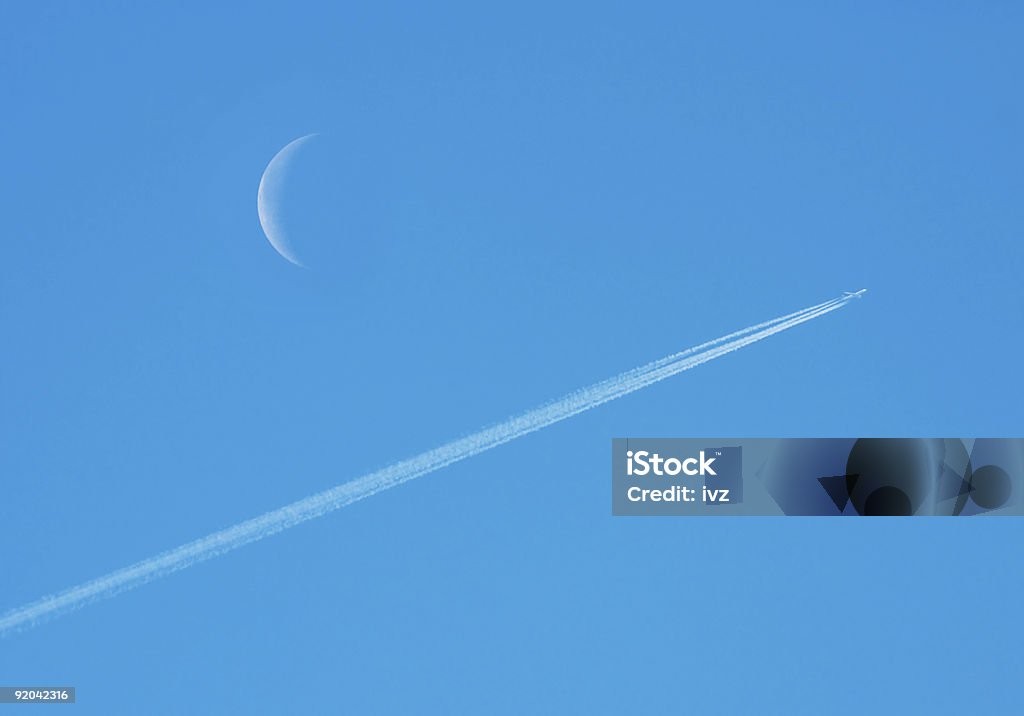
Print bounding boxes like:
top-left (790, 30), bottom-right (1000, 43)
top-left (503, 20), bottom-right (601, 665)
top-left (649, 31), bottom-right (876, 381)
top-left (0, 294), bottom-right (857, 636)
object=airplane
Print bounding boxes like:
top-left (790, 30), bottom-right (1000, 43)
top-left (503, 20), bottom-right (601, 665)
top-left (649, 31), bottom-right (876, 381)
top-left (843, 289), bottom-right (867, 299)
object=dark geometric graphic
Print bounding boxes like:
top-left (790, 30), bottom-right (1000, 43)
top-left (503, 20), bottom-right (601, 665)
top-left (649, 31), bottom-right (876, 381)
top-left (969, 465), bottom-right (1012, 510)
top-left (863, 486), bottom-right (912, 516)
top-left (817, 473), bottom-right (858, 512)
top-left (759, 438), bottom-right (1024, 516)
top-left (844, 439), bottom-right (931, 515)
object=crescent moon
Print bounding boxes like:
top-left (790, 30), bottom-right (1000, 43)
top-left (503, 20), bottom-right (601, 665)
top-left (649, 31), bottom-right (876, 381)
top-left (257, 134), bottom-right (318, 266)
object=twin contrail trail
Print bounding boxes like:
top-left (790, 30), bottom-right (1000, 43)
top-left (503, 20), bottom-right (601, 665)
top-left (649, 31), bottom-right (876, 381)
top-left (0, 294), bottom-right (857, 636)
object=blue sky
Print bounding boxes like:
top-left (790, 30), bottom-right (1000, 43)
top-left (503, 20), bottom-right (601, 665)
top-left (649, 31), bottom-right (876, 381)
top-left (1, 2), bottom-right (1021, 712)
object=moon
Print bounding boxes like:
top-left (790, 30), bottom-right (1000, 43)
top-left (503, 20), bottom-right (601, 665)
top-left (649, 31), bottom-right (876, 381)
top-left (257, 134), bottom-right (318, 266)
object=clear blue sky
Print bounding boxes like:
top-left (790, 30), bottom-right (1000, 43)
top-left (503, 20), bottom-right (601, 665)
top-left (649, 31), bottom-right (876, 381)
top-left (2, 2), bottom-right (1021, 713)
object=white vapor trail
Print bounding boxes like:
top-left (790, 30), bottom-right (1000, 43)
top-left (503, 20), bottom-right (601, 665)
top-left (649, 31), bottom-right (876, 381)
top-left (0, 294), bottom-right (855, 636)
